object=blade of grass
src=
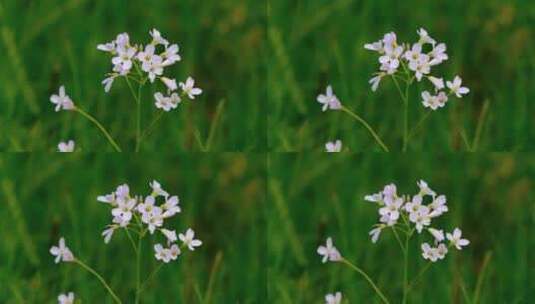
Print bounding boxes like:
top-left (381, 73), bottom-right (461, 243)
top-left (205, 99), bottom-right (226, 151)
top-left (203, 251), bottom-right (223, 304)
top-left (473, 251), bottom-right (493, 304)
top-left (471, 99), bottom-right (490, 152)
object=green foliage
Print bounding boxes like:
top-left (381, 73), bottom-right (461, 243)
top-left (0, 0), bottom-right (266, 151)
top-left (268, 154), bottom-right (535, 303)
top-left (268, 0), bottom-right (535, 151)
top-left (0, 154), bottom-right (266, 303)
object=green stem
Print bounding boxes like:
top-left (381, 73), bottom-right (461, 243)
top-left (402, 82), bottom-right (410, 152)
top-left (135, 235), bottom-right (143, 304)
top-left (137, 263), bottom-right (164, 295)
top-left (125, 77), bottom-right (142, 152)
top-left (407, 262), bottom-right (432, 291)
top-left (406, 111), bottom-right (432, 142)
top-left (340, 106), bottom-right (389, 152)
top-left (74, 108), bottom-right (122, 152)
top-left (392, 226), bottom-right (406, 253)
top-left (139, 111), bottom-right (165, 142)
top-left (74, 259), bottom-right (122, 304)
top-left (402, 235), bottom-right (410, 304)
top-left (124, 228), bottom-right (138, 254)
top-left (340, 258), bottom-right (390, 304)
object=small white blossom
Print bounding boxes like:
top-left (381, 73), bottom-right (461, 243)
top-left (421, 91), bottom-right (441, 110)
top-left (150, 180), bottom-right (169, 197)
top-left (111, 197), bottom-right (137, 227)
top-left (364, 40), bottom-right (383, 53)
top-left (409, 205), bottom-right (431, 233)
top-left (58, 292), bottom-right (75, 304)
top-left (428, 228), bottom-right (445, 243)
top-left (154, 243), bottom-right (172, 263)
top-left (160, 228), bottom-right (177, 244)
top-left (317, 85), bottom-right (341, 111)
top-left (179, 77), bottom-right (202, 99)
top-left (317, 237), bottom-right (341, 263)
top-left (421, 242), bottom-right (438, 262)
top-left (325, 292), bottom-right (342, 304)
top-left (429, 43), bottom-right (448, 65)
top-left (58, 140), bottom-right (75, 152)
top-left (162, 195), bottom-right (181, 218)
top-left (446, 76), bottom-right (469, 98)
top-left (102, 226), bottom-right (116, 244)
top-left (150, 28), bottom-right (169, 46)
top-left (325, 140), bottom-right (342, 152)
top-left (369, 226), bottom-right (383, 243)
top-left (364, 192), bottom-right (383, 203)
top-left (427, 76), bottom-right (445, 92)
top-left (179, 228), bottom-right (202, 251)
top-left (369, 74), bottom-right (383, 92)
top-left (50, 86), bottom-right (75, 111)
top-left (429, 195), bottom-right (448, 217)
top-left (436, 243), bottom-right (448, 259)
top-left (379, 196), bottom-right (403, 226)
top-left (154, 92), bottom-right (179, 112)
top-left (161, 77), bottom-right (178, 92)
top-left (97, 41), bottom-right (115, 53)
top-left (446, 228), bottom-right (470, 250)
top-left (50, 237), bottom-right (74, 263)
top-left (162, 44), bottom-right (181, 66)
top-left (417, 28), bottom-right (436, 45)
top-left (417, 180), bottom-right (436, 197)
top-left (112, 45), bottom-right (137, 75)
top-left (142, 207), bottom-right (164, 234)
top-left (102, 75), bottom-right (116, 93)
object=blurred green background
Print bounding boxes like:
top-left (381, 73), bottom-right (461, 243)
top-left (268, 0), bottom-right (535, 151)
top-left (0, 153), bottom-right (266, 303)
top-left (0, 0), bottom-right (266, 151)
top-left (268, 154), bottom-right (535, 303)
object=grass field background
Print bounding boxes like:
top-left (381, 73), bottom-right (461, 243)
top-left (268, 0), bottom-right (535, 151)
top-left (268, 153), bottom-right (535, 303)
top-left (0, 153), bottom-right (266, 303)
top-left (0, 0), bottom-right (266, 151)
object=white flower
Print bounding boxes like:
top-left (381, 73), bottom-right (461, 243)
top-left (427, 76), bottom-right (444, 91)
top-left (142, 55), bottom-right (164, 82)
top-left (160, 228), bottom-right (177, 244)
top-left (137, 195), bottom-right (156, 216)
top-left (162, 44), bottom-right (181, 66)
top-left (179, 228), bottom-right (202, 251)
top-left (115, 33), bottom-right (130, 48)
top-left (429, 195), bottom-right (448, 217)
top-left (379, 44), bottom-right (404, 74)
top-left (417, 28), bottom-right (436, 45)
top-left (428, 228), bottom-right (445, 243)
top-left (409, 54), bottom-right (431, 81)
top-left (179, 77), bottom-right (203, 99)
top-left (97, 192), bottom-right (115, 204)
top-left (142, 207), bottom-right (164, 234)
top-left (404, 194), bottom-right (423, 214)
top-left (364, 192), bottom-right (383, 203)
top-left (115, 184), bottom-right (130, 200)
top-left (364, 40), bottom-right (383, 53)
top-left (102, 75), bottom-right (116, 93)
top-left (369, 226), bottom-right (383, 243)
top-left (50, 237), bottom-right (74, 263)
top-left (382, 183), bottom-right (397, 199)
top-left (409, 205), bottom-right (431, 233)
top-left (162, 195), bottom-right (181, 218)
top-left (161, 77), bottom-right (177, 92)
top-left (421, 91), bottom-right (441, 110)
top-left (154, 244), bottom-right (172, 263)
top-left (369, 74), bottom-right (383, 92)
top-left (436, 243), bottom-right (448, 259)
top-left (102, 226), bottom-right (116, 244)
top-left (404, 43), bottom-right (423, 64)
top-left (111, 197), bottom-right (137, 226)
top-left (317, 237), bottom-right (341, 263)
top-left (112, 45), bottom-right (136, 74)
top-left (325, 292), bottom-right (342, 304)
top-left (150, 28), bottom-right (169, 46)
top-left (446, 76), bottom-right (469, 98)
top-left (417, 180), bottom-right (436, 197)
top-left (382, 32), bottom-right (398, 48)
top-left (421, 242), bottom-right (439, 262)
top-left (136, 44), bottom-right (156, 66)
top-left (379, 196), bottom-right (403, 225)
top-left (169, 244), bottom-right (181, 260)
top-left (316, 85), bottom-right (341, 111)
top-left (154, 92), bottom-right (179, 112)
top-left (58, 292), bottom-right (75, 304)
top-left (97, 41), bottom-right (115, 53)
top-left (50, 86), bottom-right (75, 112)
top-left (429, 43), bottom-right (448, 65)
top-left (446, 228), bottom-right (470, 250)
top-left (325, 140), bottom-right (342, 152)
top-left (58, 140), bottom-right (75, 152)
top-left (150, 180), bottom-right (169, 197)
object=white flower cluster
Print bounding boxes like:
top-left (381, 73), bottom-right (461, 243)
top-left (364, 180), bottom-right (469, 262)
top-left (325, 140), bottom-right (342, 152)
top-left (325, 292), bottom-right (342, 304)
top-left (97, 29), bottom-right (202, 111)
top-left (57, 292), bottom-right (75, 304)
top-left (97, 180), bottom-right (202, 263)
top-left (364, 28), bottom-right (469, 110)
top-left (50, 237), bottom-right (75, 263)
top-left (58, 140), bottom-right (75, 152)
top-left (317, 237), bottom-right (342, 263)
top-left (317, 85), bottom-right (342, 112)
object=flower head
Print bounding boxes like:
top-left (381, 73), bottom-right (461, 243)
top-left (317, 85), bottom-right (341, 111)
top-left (317, 237), bottom-right (341, 263)
top-left (325, 292), bottom-right (342, 304)
top-left (325, 140), bottom-right (342, 152)
top-left (446, 76), bottom-right (469, 98)
top-left (58, 292), bottom-right (75, 304)
top-left (50, 237), bottom-right (74, 263)
top-left (58, 140), bottom-right (75, 152)
top-left (50, 86), bottom-right (75, 111)
top-left (446, 228), bottom-right (470, 250)
top-left (179, 228), bottom-right (202, 251)
top-left (179, 77), bottom-right (202, 99)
